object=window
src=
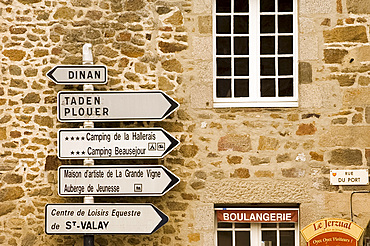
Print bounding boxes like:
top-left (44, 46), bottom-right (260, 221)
top-left (215, 208), bottom-right (299, 246)
top-left (213, 0), bottom-right (298, 107)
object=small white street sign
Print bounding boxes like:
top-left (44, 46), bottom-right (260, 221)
top-left (47, 65), bottom-right (107, 84)
top-left (58, 165), bottom-right (180, 196)
top-left (57, 91), bottom-right (179, 122)
top-left (45, 203), bottom-right (168, 234)
top-left (58, 128), bottom-right (179, 159)
top-left (330, 169), bottom-right (369, 185)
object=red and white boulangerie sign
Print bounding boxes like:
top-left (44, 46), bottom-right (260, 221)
top-left (217, 209), bottom-right (299, 223)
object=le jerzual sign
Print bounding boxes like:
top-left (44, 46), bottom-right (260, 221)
top-left (58, 165), bottom-right (180, 196)
top-left (57, 91), bottom-right (179, 122)
top-left (58, 128), bottom-right (179, 159)
top-left (47, 65), bottom-right (107, 84)
top-left (45, 203), bottom-right (168, 234)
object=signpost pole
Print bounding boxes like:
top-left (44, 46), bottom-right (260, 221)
top-left (82, 43), bottom-right (94, 246)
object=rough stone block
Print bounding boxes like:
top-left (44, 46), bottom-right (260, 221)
top-left (300, 0), bottom-right (335, 14)
top-left (347, 0), bottom-right (370, 14)
top-left (258, 136), bottom-right (279, 150)
top-left (329, 148), bottom-right (362, 165)
top-left (299, 62), bottom-right (312, 84)
top-left (343, 88), bottom-right (370, 106)
top-left (324, 26), bottom-right (368, 43)
top-left (299, 35), bottom-right (319, 60)
top-left (198, 16), bottom-right (212, 34)
top-left (319, 126), bottom-right (370, 147)
top-left (218, 134), bottom-right (252, 152)
top-left (324, 49), bottom-right (348, 64)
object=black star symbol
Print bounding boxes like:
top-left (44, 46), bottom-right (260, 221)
top-left (65, 136), bottom-right (69, 141)
top-left (71, 151), bottom-right (74, 155)
top-left (76, 136), bottom-right (80, 141)
top-left (81, 151), bottom-right (85, 155)
top-left (71, 136), bottom-right (74, 141)
top-left (81, 136), bottom-right (85, 140)
top-left (76, 151), bottom-right (80, 155)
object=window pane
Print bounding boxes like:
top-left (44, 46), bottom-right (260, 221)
top-left (261, 36), bottom-right (275, 54)
top-left (278, 57), bottom-right (293, 75)
top-left (235, 222), bottom-right (251, 228)
top-left (218, 231), bottom-right (232, 246)
top-left (217, 16), bottom-right (231, 34)
top-left (280, 231), bottom-right (295, 246)
top-left (261, 223), bottom-right (277, 228)
top-left (234, 58), bottom-right (249, 76)
top-left (262, 231), bottom-right (277, 246)
top-left (278, 78), bottom-right (293, 96)
top-left (217, 58), bottom-right (231, 76)
top-left (261, 15), bottom-right (275, 33)
top-left (261, 0), bottom-right (275, 12)
top-left (278, 36), bottom-right (293, 54)
top-left (236, 231), bottom-right (251, 246)
top-left (279, 223), bottom-right (295, 228)
top-left (261, 58), bottom-right (275, 76)
top-left (278, 15), bottom-right (293, 33)
top-left (235, 0), bottom-right (249, 12)
top-left (234, 37), bottom-right (249, 55)
top-left (216, 0), bottom-right (231, 13)
top-left (217, 37), bottom-right (231, 55)
top-left (261, 79), bottom-right (276, 97)
top-left (278, 0), bottom-right (293, 12)
top-left (217, 79), bottom-right (231, 97)
top-left (234, 79), bottom-right (249, 97)
top-left (234, 16), bottom-right (249, 34)
top-left (218, 222), bottom-right (233, 228)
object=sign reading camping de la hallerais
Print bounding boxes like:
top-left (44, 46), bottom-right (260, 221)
top-left (46, 63), bottom-right (180, 235)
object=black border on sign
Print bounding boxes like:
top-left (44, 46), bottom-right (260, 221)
top-left (58, 165), bottom-right (180, 197)
top-left (57, 128), bottom-right (179, 159)
top-left (57, 91), bottom-right (179, 122)
top-left (46, 65), bottom-right (107, 84)
top-left (45, 203), bottom-right (168, 235)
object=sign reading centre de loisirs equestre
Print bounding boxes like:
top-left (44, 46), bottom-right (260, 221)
top-left (58, 128), bottom-right (179, 159)
top-left (45, 203), bottom-right (168, 235)
top-left (47, 65), bottom-right (107, 84)
top-left (57, 91), bottom-right (179, 122)
top-left (58, 165), bottom-right (180, 196)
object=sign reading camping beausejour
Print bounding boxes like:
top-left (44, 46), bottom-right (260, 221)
top-left (58, 128), bottom-right (179, 159)
top-left (57, 91), bottom-right (179, 122)
top-left (45, 203), bottom-right (168, 234)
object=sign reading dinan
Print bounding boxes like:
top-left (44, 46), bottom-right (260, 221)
top-left (45, 203), bottom-right (168, 234)
top-left (58, 128), bottom-right (179, 159)
top-left (58, 165), bottom-right (180, 196)
top-left (57, 91), bottom-right (179, 122)
top-left (47, 65), bottom-right (107, 84)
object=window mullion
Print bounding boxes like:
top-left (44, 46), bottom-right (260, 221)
top-left (249, 0), bottom-right (260, 100)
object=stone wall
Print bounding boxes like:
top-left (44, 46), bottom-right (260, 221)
top-left (0, 0), bottom-right (370, 245)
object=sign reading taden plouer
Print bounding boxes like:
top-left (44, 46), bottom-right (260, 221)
top-left (58, 128), bottom-right (179, 159)
top-left (45, 203), bottom-right (168, 234)
top-left (57, 91), bottom-right (179, 122)
top-left (58, 165), bottom-right (180, 196)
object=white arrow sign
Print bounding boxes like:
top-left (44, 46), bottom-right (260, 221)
top-left (58, 165), bottom-right (180, 196)
top-left (47, 65), bottom-right (107, 84)
top-left (45, 203), bottom-right (168, 234)
top-left (57, 91), bottom-right (179, 122)
top-left (58, 128), bottom-right (179, 159)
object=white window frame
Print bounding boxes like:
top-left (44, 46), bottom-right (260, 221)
top-left (213, 0), bottom-right (299, 108)
top-left (214, 208), bottom-right (300, 246)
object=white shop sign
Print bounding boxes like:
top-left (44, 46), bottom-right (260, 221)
top-left (45, 203), bottom-right (168, 234)
top-left (58, 128), bottom-right (179, 159)
top-left (58, 165), bottom-right (180, 196)
top-left (330, 169), bottom-right (369, 185)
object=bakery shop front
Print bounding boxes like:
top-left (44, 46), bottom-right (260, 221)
top-left (215, 207), bottom-right (299, 246)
